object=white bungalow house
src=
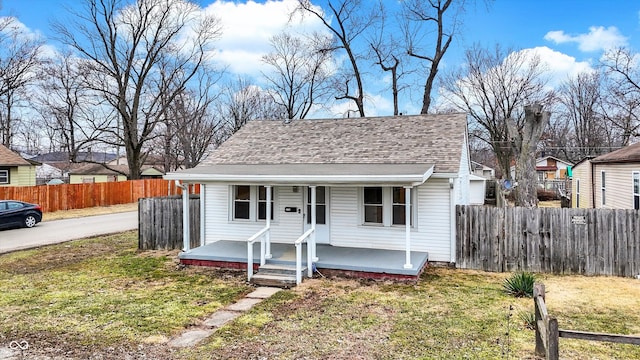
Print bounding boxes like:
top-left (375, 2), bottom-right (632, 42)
top-left (165, 114), bottom-right (473, 284)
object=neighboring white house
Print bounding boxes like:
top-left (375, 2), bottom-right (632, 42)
top-left (165, 114), bottom-right (474, 275)
top-left (471, 161), bottom-right (495, 179)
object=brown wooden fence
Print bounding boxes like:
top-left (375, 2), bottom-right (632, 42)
top-left (138, 196), bottom-right (200, 250)
top-left (456, 205), bottom-right (640, 277)
top-left (0, 179), bottom-right (199, 212)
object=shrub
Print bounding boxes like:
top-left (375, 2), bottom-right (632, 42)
top-left (503, 272), bottom-right (535, 298)
top-left (519, 311), bottom-right (536, 330)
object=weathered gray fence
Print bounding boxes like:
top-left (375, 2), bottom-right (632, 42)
top-left (138, 196), bottom-right (200, 250)
top-left (456, 205), bottom-right (640, 277)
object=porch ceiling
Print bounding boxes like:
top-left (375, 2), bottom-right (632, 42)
top-left (165, 163), bottom-right (434, 185)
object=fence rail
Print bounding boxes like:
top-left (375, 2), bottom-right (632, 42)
top-left (534, 283), bottom-right (640, 359)
top-left (456, 205), bottom-right (640, 277)
top-left (0, 179), bottom-right (198, 212)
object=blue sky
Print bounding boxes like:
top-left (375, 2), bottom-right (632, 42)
top-left (2, 0), bottom-right (640, 116)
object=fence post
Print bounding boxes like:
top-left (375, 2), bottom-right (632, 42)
top-left (547, 317), bottom-right (559, 360)
top-left (534, 283), bottom-right (546, 357)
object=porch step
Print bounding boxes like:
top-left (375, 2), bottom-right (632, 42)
top-left (258, 263), bottom-right (305, 276)
top-left (250, 273), bottom-right (298, 288)
top-left (250, 264), bottom-right (307, 288)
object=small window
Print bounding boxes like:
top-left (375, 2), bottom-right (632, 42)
top-left (7, 202), bottom-right (23, 210)
top-left (363, 187), bottom-right (383, 224)
top-left (234, 185), bottom-right (250, 219)
top-left (633, 172), bottom-right (639, 210)
top-left (575, 179), bottom-right (580, 208)
top-left (0, 169), bottom-right (9, 184)
top-left (257, 186), bottom-right (274, 220)
top-left (392, 187), bottom-right (412, 225)
top-left (601, 171), bottom-right (606, 206)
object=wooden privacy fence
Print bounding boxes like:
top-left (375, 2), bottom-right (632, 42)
top-left (138, 196), bottom-right (200, 250)
top-left (456, 205), bottom-right (640, 277)
top-left (0, 179), bottom-right (199, 212)
top-left (534, 283), bottom-right (640, 359)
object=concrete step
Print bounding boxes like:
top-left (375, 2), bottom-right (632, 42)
top-left (258, 263), bottom-right (306, 276)
top-left (250, 273), bottom-right (298, 288)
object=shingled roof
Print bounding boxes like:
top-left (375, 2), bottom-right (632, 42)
top-left (202, 114), bottom-right (467, 172)
top-left (169, 114), bottom-right (469, 184)
top-left (591, 142), bottom-right (640, 164)
top-left (0, 144), bottom-right (31, 166)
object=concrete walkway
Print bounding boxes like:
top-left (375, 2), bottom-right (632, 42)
top-left (168, 287), bottom-right (281, 348)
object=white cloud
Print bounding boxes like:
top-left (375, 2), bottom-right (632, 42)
top-left (544, 26), bottom-right (627, 52)
top-left (202, 0), bottom-right (328, 76)
top-left (520, 46), bottom-right (594, 87)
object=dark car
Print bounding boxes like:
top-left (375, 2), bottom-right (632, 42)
top-left (0, 200), bottom-right (43, 229)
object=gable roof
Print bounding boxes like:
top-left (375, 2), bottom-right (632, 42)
top-left (168, 114), bottom-right (468, 184)
top-left (591, 142), bottom-right (640, 164)
top-left (0, 144), bottom-right (32, 166)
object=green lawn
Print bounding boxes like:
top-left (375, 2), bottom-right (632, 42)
top-left (1, 231), bottom-right (639, 359)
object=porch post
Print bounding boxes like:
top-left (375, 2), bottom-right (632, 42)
top-left (310, 185), bottom-right (318, 262)
top-left (180, 182), bottom-right (190, 252)
top-left (199, 184), bottom-right (205, 247)
top-left (404, 186), bottom-right (413, 269)
top-left (265, 185), bottom-right (272, 259)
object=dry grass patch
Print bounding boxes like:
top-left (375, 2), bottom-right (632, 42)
top-left (43, 202), bottom-right (138, 221)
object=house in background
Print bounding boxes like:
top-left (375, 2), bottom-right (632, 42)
top-left (165, 114), bottom-right (474, 284)
top-left (535, 156), bottom-right (573, 181)
top-left (0, 144), bottom-right (38, 186)
top-left (29, 151), bottom-right (118, 184)
top-left (69, 163), bottom-right (165, 183)
top-left (471, 161), bottom-right (495, 179)
top-left (572, 142), bottom-right (640, 209)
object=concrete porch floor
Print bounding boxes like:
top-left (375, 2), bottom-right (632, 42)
top-left (179, 240), bottom-right (429, 280)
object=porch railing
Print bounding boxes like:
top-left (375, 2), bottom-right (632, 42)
top-left (247, 226), bottom-right (270, 281)
top-left (295, 228), bottom-right (315, 285)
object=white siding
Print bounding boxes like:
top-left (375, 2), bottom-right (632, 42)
top-left (330, 179), bottom-right (453, 262)
top-left (204, 180), bottom-right (454, 261)
top-left (204, 184), bottom-right (304, 244)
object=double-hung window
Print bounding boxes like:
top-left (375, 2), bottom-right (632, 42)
top-left (363, 186), bottom-right (414, 227)
top-left (363, 187), bottom-right (383, 224)
top-left (0, 169), bottom-right (8, 184)
top-left (233, 185), bottom-right (274, 221)
top-left (234, 185), bottom-right (251, 219)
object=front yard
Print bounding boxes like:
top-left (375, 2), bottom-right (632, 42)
top-left (1, 231), bottom-right (639, 359)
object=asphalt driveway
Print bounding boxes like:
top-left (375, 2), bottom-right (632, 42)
top-left (0, 211), bottom-right (138, 254)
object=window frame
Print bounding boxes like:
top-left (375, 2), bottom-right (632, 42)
top-left (575, 178), bottom-right (580, 208)
top-left (363, 186), bottom-right (384, 225)
top-left (231, 185), bottom-right (277, 222)
top-left (392, 186), bottom-right (413, 226)
top-left (0, 169), bottom-right (8, 184)
top-left (233, 185), bottom-right (251, 220)
top-left (257, 185), bottom-right (274, 221)
top-left (633, 172), bottom-right (639, 210)
top-left (361, 186), bottom-right (416, 228)
top-left (601, 171), bottom-right (606, 206)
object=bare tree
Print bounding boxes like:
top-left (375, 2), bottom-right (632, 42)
top-left (294, 0), bottom-right (382, 117)
top-left (215, 77), bottom-right (285, 142)
top-left (402, 0), bottom-right (463, 114)
top-left (262, 32), bottom-right (332, 120)
top-left (441, 45), bottom-right (554, 206)
top-left (54, 0), bottom-right (222, 179)
top-left (0, 16), bottom-right (44, 147)
top-left (601, 47), bottom-right (640, 146)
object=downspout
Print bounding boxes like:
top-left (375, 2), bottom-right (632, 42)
top-left (175, 180), bottom-right (190, 252)
top-left (449, 177), bottom-right (456, 264)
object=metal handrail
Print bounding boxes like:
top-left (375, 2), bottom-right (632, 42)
top-left (294, 228), bottom-right (315, 284)
top-left (247, 226), bottom-right (269, 281)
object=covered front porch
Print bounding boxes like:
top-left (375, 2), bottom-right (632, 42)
top-left (179, 241), bottom-right (430, 281)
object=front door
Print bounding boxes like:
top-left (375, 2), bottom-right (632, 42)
top-left (304, 186), bottom-right (330, 244)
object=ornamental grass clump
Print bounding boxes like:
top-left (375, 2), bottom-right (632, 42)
top-left (503, 272), bottom-right (535, 298)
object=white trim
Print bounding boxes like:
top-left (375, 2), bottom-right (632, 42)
top-left (575, 178), bottom-right (580, 208)
top-left (200, 184), bottom-right (206, 247)
top-left (0, 169), bottom-right (8, 184)
top-left (403, 186), bottom-right (412, 269)
top-left (633, 172), bottom-right (639, 210)
top-left (601, 170), bottom-right (606, 206)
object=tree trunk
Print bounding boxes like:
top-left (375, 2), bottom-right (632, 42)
top-left (510, 104), bottom-right (550, 208)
